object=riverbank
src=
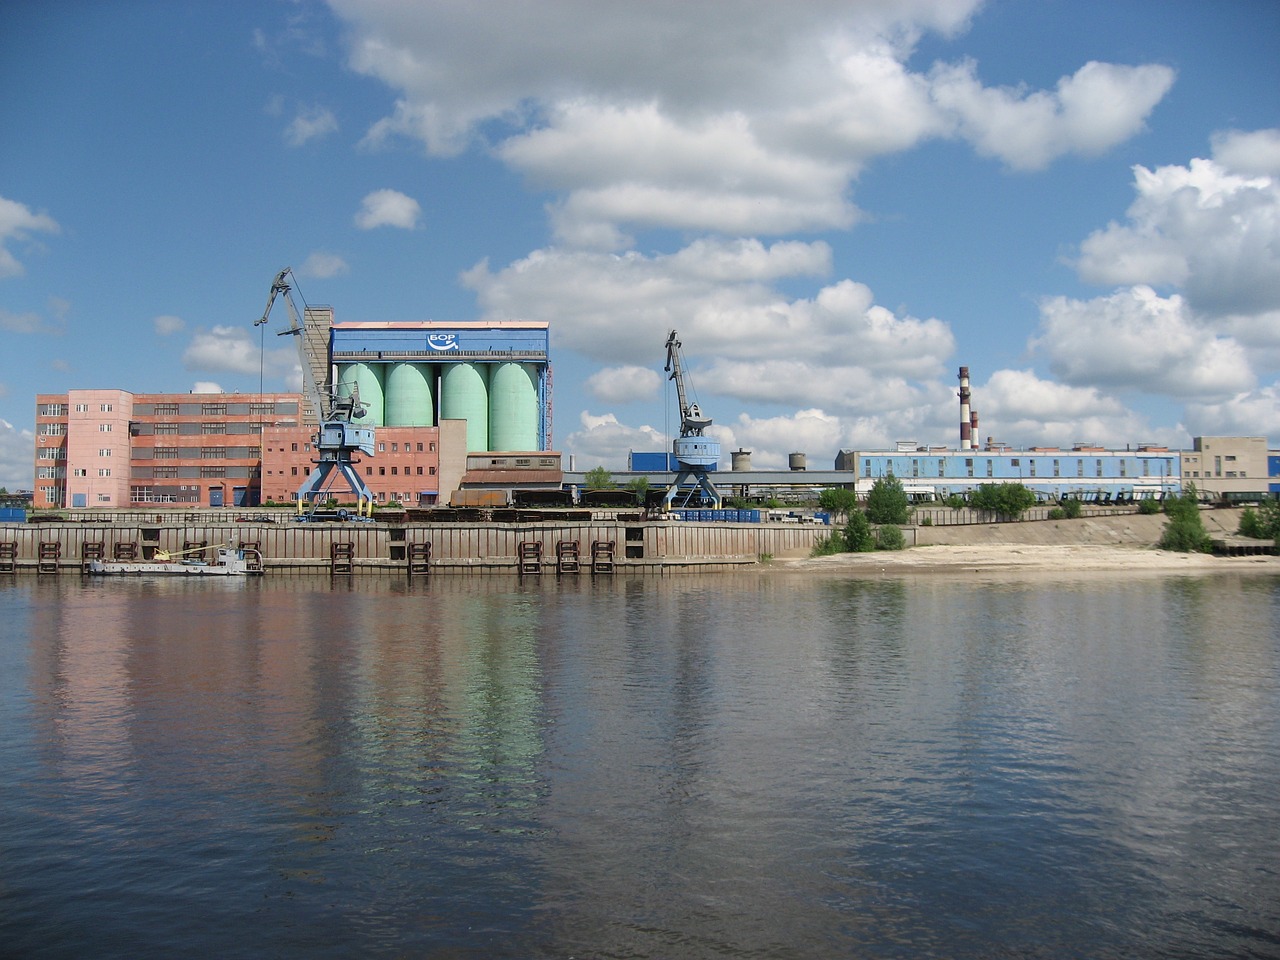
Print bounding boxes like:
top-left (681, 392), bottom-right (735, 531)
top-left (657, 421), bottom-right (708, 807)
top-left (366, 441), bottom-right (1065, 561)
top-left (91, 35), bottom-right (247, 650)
top-left (775, 507), bottom-right (1280, 575)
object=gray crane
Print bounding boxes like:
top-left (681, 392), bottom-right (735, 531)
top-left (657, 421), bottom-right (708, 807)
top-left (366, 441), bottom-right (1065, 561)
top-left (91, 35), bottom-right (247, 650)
top-left (255, 268), bottom-right (376, 519)
top-left (663, 329), bottom-right (722, 509)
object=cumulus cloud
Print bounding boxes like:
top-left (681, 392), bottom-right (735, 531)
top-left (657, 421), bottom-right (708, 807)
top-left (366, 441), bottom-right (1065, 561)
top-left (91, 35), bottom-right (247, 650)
top-left (929, 60), bottom-right (1174, 171)
top-left (0, 417), bottom-right (34, 491)
top-left (1074, 146), bottom-right (1280, 318)
top-left (354, 189), bottom-right (421, 229)
top-left (190, 381), bottom-right (225, 394)
top-left (1185, 382), bottom-right (1280, 438)
top-left (330, 1), bottom-right (1170, 241)
top-left (584, 365), bottom-right (662, 404)
top-left (1032, 286), bottom-right (1251, 400)
top-left (285, 104), bottom-right (338, 146)
top-left (300, 252), bottom-right (350, 278)
top-left (977, 369), bottom-right (1148, 448)
top-left (0, 195), bottom-right (60, 278)
top-left (182, 325), bottom-right (298, 381)
top-left (1211, 128), bottom-right (1280, 176)
top-left (562, 411), bottom-right (666, 469)
top-left (153, 315), bottom-right (185, 336)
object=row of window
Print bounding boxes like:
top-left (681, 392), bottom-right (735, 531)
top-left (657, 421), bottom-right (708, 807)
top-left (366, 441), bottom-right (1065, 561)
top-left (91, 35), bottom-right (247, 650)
top-left (864, 458), bottom-right (1160, 478)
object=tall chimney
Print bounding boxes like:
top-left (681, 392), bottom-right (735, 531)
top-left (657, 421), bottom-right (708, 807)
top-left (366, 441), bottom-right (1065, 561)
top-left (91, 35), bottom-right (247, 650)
top-left (970, 410), bottom-right (979, 450)
top-left (958, 366), bottom-right (971, 450)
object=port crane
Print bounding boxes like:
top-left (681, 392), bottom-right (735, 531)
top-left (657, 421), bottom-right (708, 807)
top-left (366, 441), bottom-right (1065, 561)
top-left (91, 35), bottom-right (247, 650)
top-left (255, 267), bottom-right (376, 518)
top-left (663, 329), bottom-right (722, 509)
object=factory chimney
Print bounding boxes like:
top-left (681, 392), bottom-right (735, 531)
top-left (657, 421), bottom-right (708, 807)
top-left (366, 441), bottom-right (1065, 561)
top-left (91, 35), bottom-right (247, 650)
top-left (970, 410), bottom-right (979, 451)
top-left (958, 366), bottom-right (972, 450)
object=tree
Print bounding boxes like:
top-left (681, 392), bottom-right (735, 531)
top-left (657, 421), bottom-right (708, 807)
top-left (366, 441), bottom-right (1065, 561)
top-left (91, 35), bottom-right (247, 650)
top-left (626, 476), bottom-right (651, 501)
top-left (584, 466), bottom-right (613, 490)
top-left (843, 511), bottom-right (875, 552)
top-left (818, 487), bottom-right (858, 521)
top-left (969, 482), bottom-right (1037, 520)
top-left (1159, 484), bottom-right (1212, 553)
top-left (866, 475), bottom-right (911, 525)
top-left (875, 524), bottom-right (906, 551)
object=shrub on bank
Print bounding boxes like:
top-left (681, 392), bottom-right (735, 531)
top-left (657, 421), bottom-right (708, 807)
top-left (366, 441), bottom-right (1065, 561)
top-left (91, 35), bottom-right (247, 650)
top-left (875, 524), bottom-right (905, 551)
top-left (1159, 485), bottom-right (1212, 553)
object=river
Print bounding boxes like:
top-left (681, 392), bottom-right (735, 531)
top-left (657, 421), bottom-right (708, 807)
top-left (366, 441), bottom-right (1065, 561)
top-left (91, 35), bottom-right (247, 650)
top-left (1, 570), bottom-right (1277, 959)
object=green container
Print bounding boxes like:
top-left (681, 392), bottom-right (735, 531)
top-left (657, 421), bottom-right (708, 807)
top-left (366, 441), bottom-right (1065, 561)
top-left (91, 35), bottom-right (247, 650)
top-left (488, 362), bottom-right (539, 452)
top-left (384, 362), bottom-right (434, 426)
top-left (336, 362), bottom-right (385, 426)
top-left (440, 362), bottom-right (490, 452)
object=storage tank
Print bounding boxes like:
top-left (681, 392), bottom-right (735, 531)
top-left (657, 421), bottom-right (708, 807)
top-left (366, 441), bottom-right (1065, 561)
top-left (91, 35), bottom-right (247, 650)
top-left (488, 362), bottom-right (539, 451)
top-left (731, 448), bottom-right (752, 471)
top-left (384, 362), bottom-right (434, 426)
top-left (440, 362), bottom-right (490, 452)
top-left (336, 361), bottom-right (385, 426)
top-left (789, 452), bottom-right (807, 471)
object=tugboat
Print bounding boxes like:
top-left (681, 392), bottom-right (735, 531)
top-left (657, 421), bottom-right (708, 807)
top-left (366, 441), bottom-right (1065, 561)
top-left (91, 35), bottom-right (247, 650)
top-left (86, 544), bottom-right (263, 577)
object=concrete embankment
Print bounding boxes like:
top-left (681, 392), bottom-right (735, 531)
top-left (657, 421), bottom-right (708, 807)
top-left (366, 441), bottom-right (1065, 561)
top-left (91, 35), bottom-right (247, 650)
top-left (0, 518), bottom-right (826, 576)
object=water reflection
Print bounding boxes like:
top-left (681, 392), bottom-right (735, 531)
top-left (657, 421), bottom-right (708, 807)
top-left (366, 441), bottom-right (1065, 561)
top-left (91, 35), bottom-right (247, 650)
top-left (0, 571), bottom-right (1277, 959)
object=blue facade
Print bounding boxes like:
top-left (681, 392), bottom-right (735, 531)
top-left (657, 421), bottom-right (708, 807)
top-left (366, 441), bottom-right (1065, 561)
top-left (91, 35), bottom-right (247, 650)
top-left (629, 451), bottom-right (718, 472)
top-left (852, 450), bottom-right (1179, 499)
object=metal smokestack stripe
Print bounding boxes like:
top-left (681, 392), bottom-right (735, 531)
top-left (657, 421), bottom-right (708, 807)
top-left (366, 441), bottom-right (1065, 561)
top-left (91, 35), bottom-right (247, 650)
top-left (970, 411), bottom-right (979, 450)
top-left (959, 366), bottom-right (971, 450)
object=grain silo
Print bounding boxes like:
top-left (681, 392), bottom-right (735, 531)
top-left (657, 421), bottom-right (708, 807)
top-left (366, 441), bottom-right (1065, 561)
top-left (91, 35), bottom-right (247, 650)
top-left (336, 361), bottom-right (385, 426)
top-left (383, 362), bottom-right (434, 426)
top-left (440, 362), bottom-right (490, 452)
top-left (488, 362), bottom-right (539, 451)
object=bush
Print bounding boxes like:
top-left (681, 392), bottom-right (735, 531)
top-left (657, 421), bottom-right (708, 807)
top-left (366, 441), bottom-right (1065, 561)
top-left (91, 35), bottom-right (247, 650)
top-left (969, 482), bottom-right (1037, 520)
top-left (1047, 507), bottom-right (1066, 520)
top-left (1137, 497), bottom-right (1162, 515)
top-left (866, 475), bottom-right (911, 525)
top-left (944, 493), bottom-right (967, 510)
top-left (809, 533), bottom-right (846, 557)
top-left (1239, 500), bottom-right (1280, 540)
top-left (1238, 507), bottom-right (1265, 538)
top-left (1159, 485), bottom-right (1212, 552)
top-left (1059, 497), bottom-right (1082, 519)
top-left (875, 524), bottom-right (906, 551)
top-left (843, 511), bottom-right (876, 552)
top-left (920, 516), bottom-right (933, 526)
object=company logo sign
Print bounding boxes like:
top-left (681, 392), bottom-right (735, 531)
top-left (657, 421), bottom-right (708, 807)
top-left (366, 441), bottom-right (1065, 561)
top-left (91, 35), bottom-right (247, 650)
top-left (427, 333), bottom-right (459, 351)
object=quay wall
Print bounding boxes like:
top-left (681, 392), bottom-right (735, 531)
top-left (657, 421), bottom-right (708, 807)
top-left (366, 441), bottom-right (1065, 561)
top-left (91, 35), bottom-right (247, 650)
top-left (0, 520), bottom-right (826, 575)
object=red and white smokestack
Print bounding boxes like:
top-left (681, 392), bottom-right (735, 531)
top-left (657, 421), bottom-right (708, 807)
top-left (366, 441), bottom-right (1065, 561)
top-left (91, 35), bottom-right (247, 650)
top-left (970, 411), bottom-right (979, 450)
top-left (958, 366), bottom-right (972, 450)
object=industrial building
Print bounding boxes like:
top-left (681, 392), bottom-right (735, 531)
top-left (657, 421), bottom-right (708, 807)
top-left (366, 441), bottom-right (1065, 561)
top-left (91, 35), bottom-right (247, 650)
top-left (33, 312), bottom-right (556, 510)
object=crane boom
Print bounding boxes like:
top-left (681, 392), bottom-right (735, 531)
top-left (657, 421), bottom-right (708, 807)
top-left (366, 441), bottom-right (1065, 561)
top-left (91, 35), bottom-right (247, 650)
top-left (254, 268), bottom-right (376, 519)
top-left (662, 329), bottom-right (721, 508)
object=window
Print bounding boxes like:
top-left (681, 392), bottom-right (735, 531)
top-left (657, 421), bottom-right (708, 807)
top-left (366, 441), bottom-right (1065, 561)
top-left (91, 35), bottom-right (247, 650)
top-left (1097, 459), bottom-right (1103, 477)
top-left (98, 448), bottom-right (112, 457)
top-left (379, 467), bottom-right (386, 475)
top-left (38, 448), bottom-right (65, 460)
top-left (1029, 460), bottom-right (1037, 477)
top-left (965, 458), bottom-right (974, 478)
top-left (1053, 459), bottom-right (1061, 477)
top-left (154, 466), bottom-right (178, 479)
top-left (249, 402), bottom-right (274, 416)
top-left (98, 468), bottom-right (111, 477)
top-left (1011, 458), bottom-right (1020, 467)
top-left (202, 422), bottom-right (226, 434)
top-left (938, 460), bottom-right (945, 477)
top-left (392, 442), bottom-right (398, 452)
top-left (154, 447), bottom-right (179, 459)
top-left (75, 403), bottom-right (89, 413)
top-left (366, 467), bottom-right (373, 476)
top-left (416, 466), bottom-right (423, 475)
top-left (864, 459), bottom-right (872, 478)
top-left (99, 403), bottom-right (113, 412)
top-left (1120, 461), bottom-right (1127, 477)
top-left (38, 423), bottom-right (66, 436)
top-left (154, 423), bottom-right (179, 434)
top-left (100, 423), bottom-right (112, 432)
top-left (201, 403), bottom-right (227, 416)
top-left (1077, 460), bottom-right (1084, 477)
top-left (429, 466), bottom-right (436, 476)
top-left (73, 468), bottom-right (87, 478)
top-left (429, 442), bottom-right (436, 452)
top-left (378, 442), bottom-right (386, 452)
top-left (200, 466), bottom-right (226, 478)
top-left (39, 403), bottom-right (68, 416)
top-left (200, 447), bottom-right (224, 459)
top-left (154, 403), bottom-right (179, 416)
top-left (391, 466), bottom-right (398, 475)
top-left (97, 494), bottom-right (111, 503)
top-left (291, 442), bottom-right (298, 452)
top-left (417, 443), bottom-right (423, 452)
top-left (291, 467), bottom-right (298, 476)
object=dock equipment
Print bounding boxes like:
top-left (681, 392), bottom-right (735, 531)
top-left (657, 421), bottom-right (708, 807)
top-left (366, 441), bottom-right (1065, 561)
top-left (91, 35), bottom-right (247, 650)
top-left (113, 542), bottom-right (138, 561)
top-left (0, 541), bottom-right (16, 574)
top-left (407, 542), bottom-right (431, 578)
top-left (662, 330), bottom-right (722, 509)
top-left (591, 539), bottom-right (615, 575)
top-left (81, 541), bottom-right (105, 573)
top-left (330, 542), bottom-right (355, 576)
top-left (556, 539), bottom-right (580, 575)
top-left (518, 540), bottom-right (543, 576)
top-left (38, 541), bottom-right (61, 574)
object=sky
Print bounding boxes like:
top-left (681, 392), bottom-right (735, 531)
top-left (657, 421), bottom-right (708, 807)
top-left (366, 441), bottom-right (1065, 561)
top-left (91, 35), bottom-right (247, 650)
top-left (2, 0), bottom-right (1279, 491)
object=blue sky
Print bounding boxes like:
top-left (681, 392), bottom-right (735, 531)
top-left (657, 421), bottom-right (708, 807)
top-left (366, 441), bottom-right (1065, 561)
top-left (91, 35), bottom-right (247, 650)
top-left (2, 0), bottom-right (1278, 490)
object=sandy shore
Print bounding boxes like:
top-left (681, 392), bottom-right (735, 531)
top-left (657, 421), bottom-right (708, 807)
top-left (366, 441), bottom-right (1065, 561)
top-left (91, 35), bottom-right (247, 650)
top-left (773, 508), bottom-right (1280, 577)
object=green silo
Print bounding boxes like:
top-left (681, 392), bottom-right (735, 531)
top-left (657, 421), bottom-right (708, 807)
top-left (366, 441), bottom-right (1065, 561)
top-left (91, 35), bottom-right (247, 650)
top-left (440, 362), bottom-right (490, 452)
top-left (336, 361), bottom-right (385, 426)
top-left (488, 362), bottom-right (539, 451)
top-left (384, 362), bottom-right (434, 426)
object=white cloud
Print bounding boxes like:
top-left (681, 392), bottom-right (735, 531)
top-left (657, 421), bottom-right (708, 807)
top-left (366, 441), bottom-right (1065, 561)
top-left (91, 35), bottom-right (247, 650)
top-left (562, 411), bottom-right (666, 469)
top-left (354, 189), bottom-right (421, 230)
top-left (190, 381), bottom-right (225, 394)
top-left (1032, 286), bottom-right (1251, 400)
top-left (0, 417), bottom-right (34, 491)
top-left (977, 368), bottom-right (1147, 449)
top-left (0, 308), bottom-right (48, 334)
top-left (182, 325), bottom-right (298, 382)
top-left (285, 104), bottom-right (338, 146)
top-left (1074, 146), bottom-right (1280, 318)
top-left (0, 195), bottom-right (60, 278)
top-left (300, 252), bottom-right (350, 278)
top-left (584, 365), bottom-right (661, 404)
top-left (1211, 128), bottom-right (1280, 177)
top-left (1185, 382), bottom-right (1280, 438)
top-left (930, 60), bottom-right (1174, 171)
top-left (331, 2), bottom-right (1170, 239)
top-left (722, 409), bottom-right (849, 470)
top-left (153, 315), bottom-right (185, 336)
